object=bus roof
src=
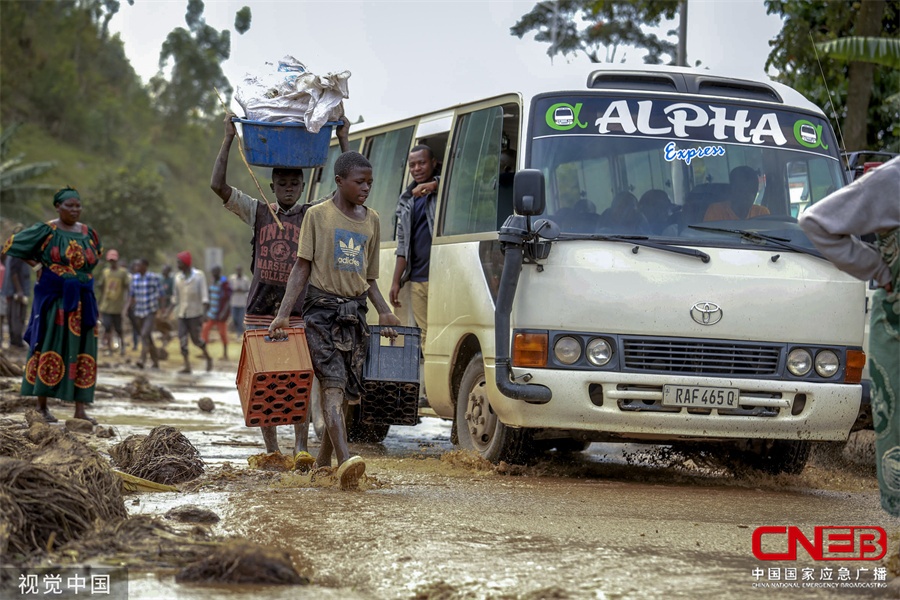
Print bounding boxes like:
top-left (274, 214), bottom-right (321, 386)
top-left (350, 63), bottom-right (827, 135)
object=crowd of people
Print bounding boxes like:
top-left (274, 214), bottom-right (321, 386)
top-left (3, 116), bottom-right (896, 502)
top-left (1, 230), bottom-right (253, 372)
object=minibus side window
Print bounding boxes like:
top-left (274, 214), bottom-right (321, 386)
top-left (442, 106), bottom-right (504, 236)
top-left (311, 139), bottom-right (361, 201)
top-left (363, 126), bottom-right (415, 241)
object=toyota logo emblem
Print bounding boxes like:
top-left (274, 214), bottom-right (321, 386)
top-left (690, 302), bottom-right (723, 326)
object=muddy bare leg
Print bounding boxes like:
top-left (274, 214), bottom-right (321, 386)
top-left (316, 428), bottom-right (334, 468)
top-left (261, 425), bottom-right (280, 453)
top-left (322, 387), bottom-right (352, 465)
top-left (293, 414), bottom-right (310, 455)
top-left (72, 401), bottom-right (96, 424)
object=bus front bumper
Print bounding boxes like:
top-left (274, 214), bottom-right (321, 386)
top-left (487, 367), bottom-right (861, 442)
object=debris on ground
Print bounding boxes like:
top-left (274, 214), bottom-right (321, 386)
top-left (165, 505), bottom-right (220, 524)
top-left (0, 421), bottom-right (127, 562)
top-left (113, 470), bottom-right (178, 493)
top-left (197, 397), bottom-right (215, 412)
top-left (0, 380), bottom-right (33, 414)
top-left (57, 514), bottom-right (217, 568)
top-left (65, 418), bottom-right (95, 434)
top-left (248, 451), bottom-right (295, 471)
top-left (109, 425), bottom-right (204, 485)
top-left (0, 354), bottom-right (23, 377)
top-left (175, 540), bottom-right (309, 585)
top-left (123, 376), bottom-right (174, 402)
top-left (440, 449), bottom-right (494, 473)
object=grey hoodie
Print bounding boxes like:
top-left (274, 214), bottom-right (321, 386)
top-left (799, 156), bottom-right (900, 287)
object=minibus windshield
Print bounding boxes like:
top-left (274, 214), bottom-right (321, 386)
top-left (529, 94), bottom-right (844, 251)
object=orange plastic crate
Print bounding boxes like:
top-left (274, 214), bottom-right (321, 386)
top-left (236, 327), bottom-right (313, 427)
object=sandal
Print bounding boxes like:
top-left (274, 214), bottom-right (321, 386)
top-left (38, 408), bottom-right (59, 424)
top-left (293, 451), bottom-right (316, 471)
top-left (75, 414), bottom-right (99, 426)
top-left (336, 456), bottom-right (366, 490)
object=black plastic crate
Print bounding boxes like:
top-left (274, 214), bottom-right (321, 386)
top-left (361, 326), bottom-right (421, 426)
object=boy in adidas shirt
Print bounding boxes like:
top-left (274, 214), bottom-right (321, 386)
top-left (269, 151), bottom-right (400, 489)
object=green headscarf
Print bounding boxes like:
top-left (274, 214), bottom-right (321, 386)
top-left (53, 186), bottom-right (80, 206)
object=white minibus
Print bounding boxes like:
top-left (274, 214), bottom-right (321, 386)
top-left (305, 66), bottom-right (866, 474)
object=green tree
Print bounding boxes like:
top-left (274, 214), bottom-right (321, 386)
top-left (0, 124), bottom-right (58, 223)
top-left (765, 0), bottom-right (899, 151)
top-left (151, 0), bottom-right (251, 123)
top-left (511, 0), bottom-right (679, 64)
top-left (88, 166), bottom-right (178, 263)
top-left (0, 0), bottom-right (152, 153)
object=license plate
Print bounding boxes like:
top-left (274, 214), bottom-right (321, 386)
top-left (662, 385), bottom-right (739, 408)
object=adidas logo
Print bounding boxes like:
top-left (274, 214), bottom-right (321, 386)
top-left (339, 238), bottom-right (361, 258)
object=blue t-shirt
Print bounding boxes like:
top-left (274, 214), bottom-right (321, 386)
top-left (409, 194), bottom-right (432, 282)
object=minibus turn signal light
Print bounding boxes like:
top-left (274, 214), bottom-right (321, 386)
top-left (845, 349), bottom-right (866, 384)
top-left (513, 333), bottom-right (548, 368)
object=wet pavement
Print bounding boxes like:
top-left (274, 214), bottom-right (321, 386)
top-left (5, 364), bottom-right (900, 599)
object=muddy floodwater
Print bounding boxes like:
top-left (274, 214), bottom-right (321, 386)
top-left (5, 363), bottom-right (900, 599)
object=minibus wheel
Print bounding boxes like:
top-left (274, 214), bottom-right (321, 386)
top-left (455, 353), bottom-right (533, 463)
top-left (737, 439), bottom-right (811, 475)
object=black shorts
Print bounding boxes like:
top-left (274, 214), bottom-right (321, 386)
top-left (101, 312), bottom-right (123, 334)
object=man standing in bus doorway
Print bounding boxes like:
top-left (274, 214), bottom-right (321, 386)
top-left (390, 145), bottom-right (439, 406)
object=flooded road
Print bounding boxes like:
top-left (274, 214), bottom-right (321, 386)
top-left (7, 364), bottom-right (900, 599)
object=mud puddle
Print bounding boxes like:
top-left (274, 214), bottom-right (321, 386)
top-left (3, 364), bottom-right (898, 599)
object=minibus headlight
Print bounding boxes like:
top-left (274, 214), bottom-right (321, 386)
top-left (586, 338), bottom-right (612, 366)
top-left (554, 336), bottom-right (582, 365)
top-left (787, 348), bottom-right (812, 376)
top-left (814, 350), bottom-right (840, 378)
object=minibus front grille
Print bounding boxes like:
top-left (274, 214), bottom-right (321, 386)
top-left (622, 337), bottom-right (781, 376)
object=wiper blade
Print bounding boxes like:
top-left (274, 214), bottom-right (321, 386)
top-left (687, 225), bottom-right (824, 259)
top-left (557, 233), bottom-right (710, 263)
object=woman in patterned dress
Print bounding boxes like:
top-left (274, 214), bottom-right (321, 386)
top-left (1, 187), bottom-right (103, 423)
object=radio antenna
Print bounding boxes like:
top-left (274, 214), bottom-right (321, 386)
top-left (810, 32), bottom-right (847, 152)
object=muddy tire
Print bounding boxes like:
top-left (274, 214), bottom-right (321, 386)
top-left (455, 353), bottom-right (533, 463)
top-left (310, 378), bottom-right (390, 443)
top-left (738, 439), bottom-right (811, 475)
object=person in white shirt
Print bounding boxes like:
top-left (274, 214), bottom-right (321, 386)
top-left (229, 265), bottom-right (250, 334)
top-left (171, 251), bottom-right (213, 374)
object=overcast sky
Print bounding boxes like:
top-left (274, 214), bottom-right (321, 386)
top-left (110, 0), bottom-right (784, 126)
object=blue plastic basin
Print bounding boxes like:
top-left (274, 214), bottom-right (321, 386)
top-left (235, 118), bottom-right (341, 169)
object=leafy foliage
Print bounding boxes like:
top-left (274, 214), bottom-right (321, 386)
top-left (765, 0), bottom-right (899, 151)
top-left (510, 0), bottom-right (679, 64)
top-left (817, 36), bottom-right (900, 69)
top-left (88, 166), bottom-right (178, 264)
top-left (151, 0), bottom-right (251, 123)
top-left (0, 0), bottom-right (260, 271)
top-left (0, 123), bottom-right (58, 224)
top-left (0, 0), bottom-right (152, 153)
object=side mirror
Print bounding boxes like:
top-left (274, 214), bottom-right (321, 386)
top-left (513, 169), bottom-right (545, 216)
